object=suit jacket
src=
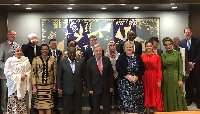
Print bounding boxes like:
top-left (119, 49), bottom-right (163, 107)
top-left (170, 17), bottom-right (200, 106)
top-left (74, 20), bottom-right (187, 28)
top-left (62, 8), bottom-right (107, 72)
top-left (0, 41), bottom-right (19, 79)
top-left (48, 49), bottom-right (62, 65)
top-left (156, 49), bottom-right (163, 56)
top-left (180, 38), bottom-right (198, 62)
top-left (116, 53), bottom-right (145, 80)
top-left (83, 47), bottom-right (104, 63)
top-left (86, 56), bottom-right (114, 94)
top-left (57, 57), bottom-right (85, 94)
top-left (119, 40), bottom-right (142, 56)
top-left (22, 42), bottom-right (41, 64)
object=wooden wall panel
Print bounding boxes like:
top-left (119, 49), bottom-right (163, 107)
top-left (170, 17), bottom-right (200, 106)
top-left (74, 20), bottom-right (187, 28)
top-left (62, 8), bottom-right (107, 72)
top-left (0, 6), bottom-right (8, 43)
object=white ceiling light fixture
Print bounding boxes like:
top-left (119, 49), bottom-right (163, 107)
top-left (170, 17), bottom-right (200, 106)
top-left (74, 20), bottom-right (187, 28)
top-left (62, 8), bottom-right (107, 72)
top-left (70, 4), bottom-right (74, 5)
top-left (14, 4), bottom-right (20, 5)
top-left (67, 7), bottom-right (73, 10)
top-left (120, 4), bottom-right (126, 5)
top-left (101, 7), bottom-right (106, 10)
top-left (172, 6), bottom-right (177, 9)
top-left (134, 7), bottom-right (139, 9)
top-left (26, 7), bottom-right (32, 10)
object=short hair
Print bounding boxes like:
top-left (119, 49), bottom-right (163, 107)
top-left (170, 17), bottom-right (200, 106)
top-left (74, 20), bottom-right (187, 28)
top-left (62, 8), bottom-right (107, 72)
top-left (93, 43), bottom-right (102, 50)
top-left (123, 41), bottom-right (134, 52)
top-left (184, 28), bottom-right (192, 33)
top-left (67, 40), bottom-right (76, 47)
top-left (40, 44), bottom-right (49, 50)
top-left (49, 39), bottom-right (57, 44)
top-left (149, 37), bottom-right (159, 43)
top-left (89, 35), bottom-right (97, 39)
top-left (145, 41), bottom-right (153, 46)
top-left (28, 33), bottom-right (37, 40)
top-left (7, 30), bottom-right (16, 35)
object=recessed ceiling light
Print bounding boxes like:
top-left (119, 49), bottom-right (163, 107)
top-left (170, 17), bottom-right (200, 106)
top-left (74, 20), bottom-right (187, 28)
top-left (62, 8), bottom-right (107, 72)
top-left (172, 7), bottom-right (177, 9)
top-left (26, 7), bottom-right (32, 10)
top-left (70, 4), bottom-right (74, 5)
top-left (134, 7), bottom-right (139, 9)
top-left (67, 7), bottom-right (73, 10)
top-left (14, 4), bottom-right (20, 5)
top-left (121, 4), bottom-right (126, 5)
top-left (101, 7), bottom-right (106, 10)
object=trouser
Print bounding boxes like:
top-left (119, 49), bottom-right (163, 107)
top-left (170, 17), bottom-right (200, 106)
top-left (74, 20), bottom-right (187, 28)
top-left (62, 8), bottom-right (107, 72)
top-left (0, 79), bottom-right (7, 111)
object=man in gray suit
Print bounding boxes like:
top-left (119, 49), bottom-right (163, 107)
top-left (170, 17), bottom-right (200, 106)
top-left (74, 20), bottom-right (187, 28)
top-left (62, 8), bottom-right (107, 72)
top-left (0, 30), bottom-right (19, 111)
top-left (57, 47), bottom-right (85, 114)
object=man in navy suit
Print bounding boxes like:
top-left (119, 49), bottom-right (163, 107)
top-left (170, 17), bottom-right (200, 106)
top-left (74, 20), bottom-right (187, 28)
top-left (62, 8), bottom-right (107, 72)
top-left (48, 39), bottom-right (62, 114)
top-left (119, 30), bottom-right (142, 56)
top-left (180, 28), bottom-right (200, 108)
top-left (86, 44), bottom-right (114, 114)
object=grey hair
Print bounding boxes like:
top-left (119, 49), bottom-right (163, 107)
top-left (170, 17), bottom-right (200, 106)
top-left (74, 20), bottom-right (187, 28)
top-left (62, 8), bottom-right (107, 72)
top-left (28, 33), bottom-right (37, 40)
top-left (93, 43), bottom-right (102, 50)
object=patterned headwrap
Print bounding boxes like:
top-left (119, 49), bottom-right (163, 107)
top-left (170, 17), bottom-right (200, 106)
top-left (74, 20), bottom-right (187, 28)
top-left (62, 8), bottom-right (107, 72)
top-left (162, 37), bottom-right (173, 45)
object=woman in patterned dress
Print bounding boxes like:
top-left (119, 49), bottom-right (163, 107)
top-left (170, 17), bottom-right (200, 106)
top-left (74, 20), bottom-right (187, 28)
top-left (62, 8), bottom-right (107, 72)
top-left (116, 41), bottom-right (145, 113)
top-left (31, 44), bottom-right (57, 114)
top-left (161, 37), bottom-right (187, 111)
top-left (141, 41), bottom-right (163, 114)
top-left (4, 46), bottom-right (31, 114)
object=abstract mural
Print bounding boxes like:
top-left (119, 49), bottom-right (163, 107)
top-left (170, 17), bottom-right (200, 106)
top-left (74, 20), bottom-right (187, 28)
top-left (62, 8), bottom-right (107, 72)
top-left (41, 18), bottom-right (159, 52)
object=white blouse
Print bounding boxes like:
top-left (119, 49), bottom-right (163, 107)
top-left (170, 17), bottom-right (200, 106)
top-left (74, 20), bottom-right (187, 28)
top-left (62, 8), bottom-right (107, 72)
top-left (4, 56), bottom-right (31, 99)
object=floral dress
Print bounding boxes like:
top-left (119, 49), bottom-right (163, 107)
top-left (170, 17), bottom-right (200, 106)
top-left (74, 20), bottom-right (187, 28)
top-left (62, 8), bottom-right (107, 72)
top-left (118, 55), bottom-right (145, 113)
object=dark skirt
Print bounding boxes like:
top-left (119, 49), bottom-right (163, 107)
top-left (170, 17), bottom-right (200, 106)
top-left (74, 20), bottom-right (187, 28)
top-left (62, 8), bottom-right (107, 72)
top-left (34, 84), bottom-right (53, 109)
top-left (7, 91), bottom-right (27, 114)
top-left (118, 78), bottom-right (145, 113)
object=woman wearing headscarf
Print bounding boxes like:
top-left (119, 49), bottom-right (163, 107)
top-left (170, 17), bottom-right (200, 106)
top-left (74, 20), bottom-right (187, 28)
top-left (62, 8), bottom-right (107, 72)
top-left (161, 37), bottom-right (187, 111)
top-left (4, 46), bottom-right (31, 114)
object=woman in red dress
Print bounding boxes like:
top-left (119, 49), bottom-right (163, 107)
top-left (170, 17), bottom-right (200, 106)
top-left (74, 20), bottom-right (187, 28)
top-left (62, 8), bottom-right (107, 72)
top-left (141, 41), bottom-right (163, 114)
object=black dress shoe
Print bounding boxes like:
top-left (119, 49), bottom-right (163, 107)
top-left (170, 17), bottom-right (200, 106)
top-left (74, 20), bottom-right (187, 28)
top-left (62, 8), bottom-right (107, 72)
top-left (53, 108), bottom-right (60, 114)
top-left (197, 103), bottom-right (200, 109)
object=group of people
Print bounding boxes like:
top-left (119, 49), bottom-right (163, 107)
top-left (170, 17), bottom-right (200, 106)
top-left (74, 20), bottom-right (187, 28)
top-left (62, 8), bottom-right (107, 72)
top-left (0, 28), bottom-right (200, 114)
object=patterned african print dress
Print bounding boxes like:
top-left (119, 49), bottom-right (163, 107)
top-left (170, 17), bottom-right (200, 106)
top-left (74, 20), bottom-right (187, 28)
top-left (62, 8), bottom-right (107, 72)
top-left (31, 56), bottom-right (57, 109)
top-left (4, 56), bottom-right (31, 114)
top-left (117, 54), bottom-right (145, 113)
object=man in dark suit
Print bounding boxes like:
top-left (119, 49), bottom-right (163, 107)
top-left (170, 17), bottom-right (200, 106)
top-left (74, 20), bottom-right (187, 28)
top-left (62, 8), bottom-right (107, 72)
top-left (83, 35), bottom-right (104, 113)
top-left (0, 30), bottom-right (19, 113)
top-left (48, 39), bottom-right (62, 114)
top-left (119, 30), bottom-right (142, 55)
top-left (86, 44), bottom-right (114, 114)
top-left (22, 33), bottom-right (41, 114)
top-left (57, 47), bottom-right (85, 114)
top-left (180, 28), bottom-right (200, 107)
top-left (22, 33), bottom-right (41, 64)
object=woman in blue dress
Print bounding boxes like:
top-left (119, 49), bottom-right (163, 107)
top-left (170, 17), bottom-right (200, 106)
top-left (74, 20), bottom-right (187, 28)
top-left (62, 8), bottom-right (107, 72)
top-left (116, 41), bottom-right (145, 113)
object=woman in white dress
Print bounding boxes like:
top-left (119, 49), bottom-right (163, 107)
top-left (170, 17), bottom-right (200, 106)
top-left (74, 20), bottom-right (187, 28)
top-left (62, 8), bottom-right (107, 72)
top-left (4, 46), bottom-right (31, 114)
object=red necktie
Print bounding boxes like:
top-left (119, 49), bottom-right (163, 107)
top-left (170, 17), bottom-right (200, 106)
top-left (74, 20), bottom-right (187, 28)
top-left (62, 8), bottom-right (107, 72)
top-left (97, 59), bottom-right (102, 75)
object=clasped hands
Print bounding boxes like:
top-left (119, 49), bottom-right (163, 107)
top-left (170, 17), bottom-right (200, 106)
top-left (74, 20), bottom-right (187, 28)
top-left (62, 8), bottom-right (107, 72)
top-left (126, 74), bottom-right (138, 83)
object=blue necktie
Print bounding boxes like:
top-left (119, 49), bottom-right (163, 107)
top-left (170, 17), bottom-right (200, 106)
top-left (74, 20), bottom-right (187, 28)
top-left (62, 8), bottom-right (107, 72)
top-left (187, 40), bottom-right (190, 50)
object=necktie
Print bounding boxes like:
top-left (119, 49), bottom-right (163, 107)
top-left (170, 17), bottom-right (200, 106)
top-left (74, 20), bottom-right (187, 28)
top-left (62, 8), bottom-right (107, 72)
top-left (97, 58), bottom-right (102, 75)
top-left (52, 51), bottom-right (57, 58)
top-left (10, 43), bottom-right (15, 55)
top-left (52, 50), bottom-right (57, 60)
top-left (187, 40), bottom-right (190, 50)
